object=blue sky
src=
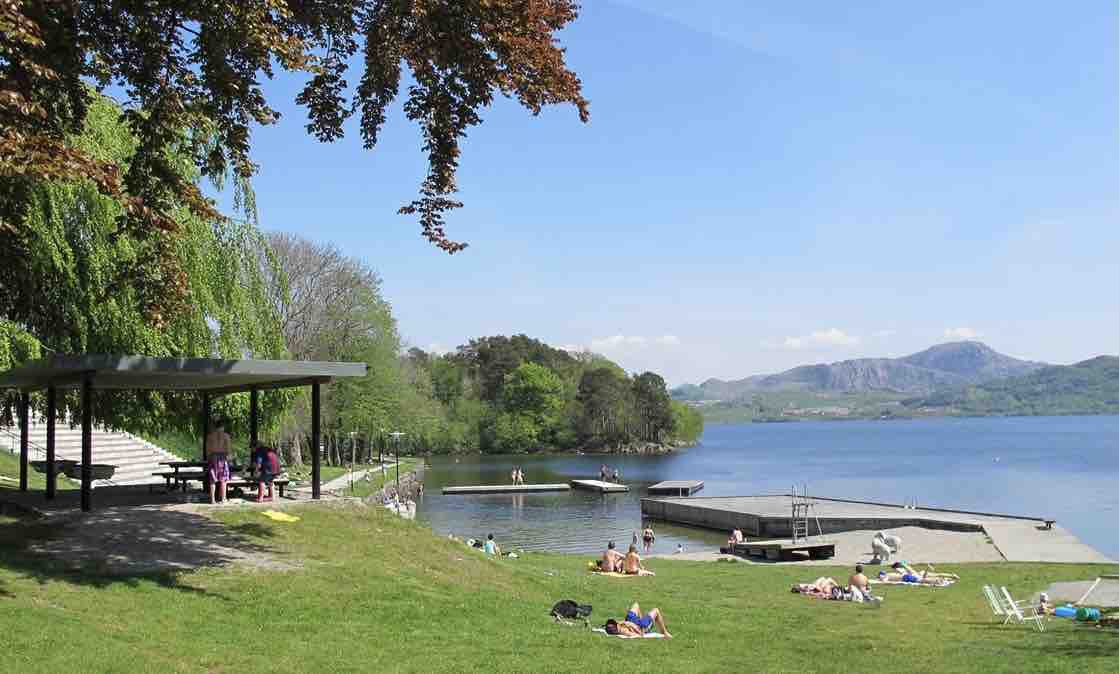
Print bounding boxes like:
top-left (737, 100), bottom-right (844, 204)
top-left (215, 1), bottom-right (1118, 385)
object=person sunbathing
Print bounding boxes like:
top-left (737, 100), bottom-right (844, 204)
top-left (892, 561), bottom-right (959, 581)
top-left (610, 602), bottom-right (672, 638)
top-left (876, 569), bottom-right (945, 585)
top-left (601, 541), bottom-right (625, 572)
top-left (791, 577), bottom-right (841, 596)
top-left (624, 544), bottom-right (655, 576)
top-left (849, 564), bottom-right (870, 594)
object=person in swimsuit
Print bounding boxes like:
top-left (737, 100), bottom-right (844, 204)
top-left (483, 533), bottom-right (501, 556)
top-left (624, 545), bottom-right (655, 576)
top-left (205, 418), bottom-right (232, 504)
top-left (616, 602), bottom-right (672, 638)
top-left (642, 526), bottom-right (655, 553)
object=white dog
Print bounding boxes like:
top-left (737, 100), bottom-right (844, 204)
top-left (871, 536), bottom-right (892, 562)
top-left (876, 531), bottom-right (902, 554)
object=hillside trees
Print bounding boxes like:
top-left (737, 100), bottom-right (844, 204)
top-left (2, 0), bottom-right (590, 329)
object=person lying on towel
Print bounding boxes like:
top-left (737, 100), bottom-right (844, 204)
top-left (605, 602), bottom-right (673, 638)
top-left (892, 561), bottom-right (959, 581)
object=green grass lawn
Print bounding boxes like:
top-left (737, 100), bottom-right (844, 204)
top-left (0, 449), bottom-right (77, 491)
top-left (0, 503), bottom-right (1115, 673)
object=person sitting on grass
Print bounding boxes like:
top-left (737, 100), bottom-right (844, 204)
top-left (849, 564), bottom-right (870, 594)
top-left (624, 544), bottom-right (655, 576)
top-left (605, 602), bottom-right (673, 638)
top-left (601, 541), bottom-right (625, 572)
top-left (483, 533), bottom-right (501, 556)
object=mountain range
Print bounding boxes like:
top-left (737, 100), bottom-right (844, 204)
top-left (673, 341), bottom-right (1048, 400)
top-left (908, 355), bottom-right (1119, 416)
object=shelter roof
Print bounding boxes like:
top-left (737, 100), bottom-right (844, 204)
top-left (0, 354), bottom-right (367, 394)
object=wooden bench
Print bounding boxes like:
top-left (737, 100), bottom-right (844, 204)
top-left (150, 470), bottom-right (205, 492)
top-left (226, 477), bottom-right (290, 498)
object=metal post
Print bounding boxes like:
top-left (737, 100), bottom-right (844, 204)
top-left (201, 393), bottom-right (211, 459)
top-left (249, 387), bottom-right (259, 448)
top-left (46, 386), bottom-right (56, 499)
top-left (311, 381), bottom-right (321, 499)
top-left (81, 375), bottom-right (92, 512)
top-left (18, 390), bottom-right (29, 491)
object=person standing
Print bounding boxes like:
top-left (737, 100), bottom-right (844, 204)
top-left (642, 525), bottom-right (656, 554)
top-left (205, 418), bottom-right (232, 504)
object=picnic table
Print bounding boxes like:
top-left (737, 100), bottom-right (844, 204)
top-left (155, 460), bottom-right (207, 491)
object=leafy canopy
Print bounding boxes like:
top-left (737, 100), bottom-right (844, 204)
top-left (1, 0), bottom-right (589, 319)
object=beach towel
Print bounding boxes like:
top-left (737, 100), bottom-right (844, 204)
top-left (592, 628), bottom-right (666, 639)
top-left (261, 510), bottom-right (300, 523)
top-left (590, 571), bottom-right (645, 578)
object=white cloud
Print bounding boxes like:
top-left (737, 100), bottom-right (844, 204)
top-left (586, 335), bottom-right (681, 352)
top-left (872, 329), bottom-right (896, 339)
top-left (943, 327), bottom-right (981, 340)
top-left (762, 328), bottom-right (860, 351)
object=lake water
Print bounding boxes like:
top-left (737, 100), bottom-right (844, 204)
top-left (414, 415), bottom-right (1119, 559)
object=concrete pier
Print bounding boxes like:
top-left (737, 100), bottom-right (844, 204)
top-left (641, 494), bottom-right (1113, 563)
top-left (442, 484), bottom-right (571, 495)
top-left (570, 479), bottom-right (628, 493)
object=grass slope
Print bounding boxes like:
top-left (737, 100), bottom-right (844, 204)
top-left (0, 505), bottom-right (1115, 673)
top-left (0, 450), bottom-right (77, 491)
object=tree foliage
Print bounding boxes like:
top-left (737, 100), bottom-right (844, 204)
top-left (1, 0), bottom-right (590, 322)
top-left (0, 94), bottom-right (286, 434)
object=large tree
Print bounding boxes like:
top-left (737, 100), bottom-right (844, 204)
top-left (1, 0), bottom-right (590, 322)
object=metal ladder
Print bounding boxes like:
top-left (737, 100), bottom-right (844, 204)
top-left (790, 484), bottom-right (821, 542)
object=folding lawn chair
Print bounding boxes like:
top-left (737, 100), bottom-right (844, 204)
top-left (999, 586), bottom-right (1046, 632)
top-left (982, 585), bottom-right (1008, 623)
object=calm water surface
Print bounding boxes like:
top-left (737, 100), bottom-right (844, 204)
top-left (414, 416), bottom-right (1119, 558)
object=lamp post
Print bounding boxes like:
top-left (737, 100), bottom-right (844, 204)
top-left (389, 431), bottom-right (405, 495)
top-left (349, 431), bottom-right (357, 494)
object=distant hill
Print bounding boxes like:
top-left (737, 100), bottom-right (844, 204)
top-left (905, 355), bottom-right (1119, 416)
top-left (673, 342), bottom-right (1047, 400)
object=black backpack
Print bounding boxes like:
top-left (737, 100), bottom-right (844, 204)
top-left (550, 599), bottom-right (593, 621)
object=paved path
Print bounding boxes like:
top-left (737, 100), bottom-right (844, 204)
top-left (319, 463), bottom-right (396, 492)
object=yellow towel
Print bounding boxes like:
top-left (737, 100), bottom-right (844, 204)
top-left (262, 510), bottom-right (300, 523)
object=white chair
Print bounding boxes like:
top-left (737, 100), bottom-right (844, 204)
top-left (982, 585), bottom-right (1007, 622)
top-left (999, 587), bottom-right (1046, 632)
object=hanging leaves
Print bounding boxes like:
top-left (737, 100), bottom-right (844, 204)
top-left (1, 0), bottom-right (590, 317)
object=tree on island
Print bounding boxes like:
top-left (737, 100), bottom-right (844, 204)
top-left (1, 0), bottom-right (590, 323)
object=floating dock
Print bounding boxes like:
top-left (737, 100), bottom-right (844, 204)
top-left (570, 479), bottom-right (629, 493)
top-left (726, 539), bottom-right (836, 562)
top-left (648, 480), bottom-right (704, 497)
top-left (442, 484), bottom-right (571, 495)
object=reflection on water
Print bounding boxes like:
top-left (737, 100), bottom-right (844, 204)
top-left (413, 415), bottom-right (1119, 557)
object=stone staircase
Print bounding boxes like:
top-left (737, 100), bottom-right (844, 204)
top-left (0, 419), bottom-right (184, 488)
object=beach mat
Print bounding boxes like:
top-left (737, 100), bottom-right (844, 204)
top-left (261, 510), bottom-right (300, 523)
